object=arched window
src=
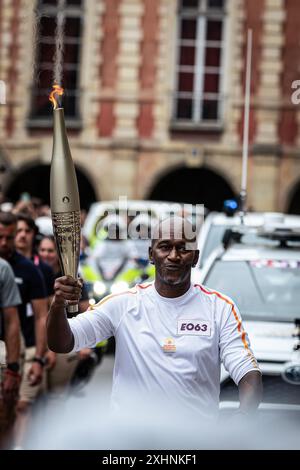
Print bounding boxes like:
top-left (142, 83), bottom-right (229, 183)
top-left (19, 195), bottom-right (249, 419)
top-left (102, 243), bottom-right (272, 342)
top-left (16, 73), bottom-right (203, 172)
top-left (173, 0), bottom-right (226, 128)
top-left (28, 0), bottom-right (83, 127)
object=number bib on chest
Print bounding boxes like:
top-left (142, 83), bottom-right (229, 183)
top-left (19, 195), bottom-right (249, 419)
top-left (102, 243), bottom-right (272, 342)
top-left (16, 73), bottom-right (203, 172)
top-left (177, 319), bottom-right (211, 336)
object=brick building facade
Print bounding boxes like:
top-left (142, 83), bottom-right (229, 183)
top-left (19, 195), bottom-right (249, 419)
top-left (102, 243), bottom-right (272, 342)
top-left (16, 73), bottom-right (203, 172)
top-left (0, 0), bottom-right (300, 212)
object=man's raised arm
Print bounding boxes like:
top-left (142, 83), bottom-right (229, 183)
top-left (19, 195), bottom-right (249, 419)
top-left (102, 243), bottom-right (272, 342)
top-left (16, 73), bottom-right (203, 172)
top-left (47, 276), bottom-right (82, 353)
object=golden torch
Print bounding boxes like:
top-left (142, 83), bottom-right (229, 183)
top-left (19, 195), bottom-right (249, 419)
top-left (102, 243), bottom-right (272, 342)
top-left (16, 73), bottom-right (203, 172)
top-left (49, 85), bottom-right (81, 314)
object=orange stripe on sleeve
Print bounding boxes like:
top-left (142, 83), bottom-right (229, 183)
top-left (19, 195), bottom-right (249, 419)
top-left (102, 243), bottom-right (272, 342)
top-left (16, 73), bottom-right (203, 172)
top-left (195, 284), bottom-right (258, 367)
top-left (137, 282), bottom-right (153, 290)
top-left (89, 289), bottom-right (137, 310)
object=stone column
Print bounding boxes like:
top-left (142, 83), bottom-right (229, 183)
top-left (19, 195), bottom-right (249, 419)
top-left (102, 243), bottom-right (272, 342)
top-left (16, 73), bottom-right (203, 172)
top-left (152, 0), bottom-right (175, 142)
top-left (11, 0), bottom-right (38, 141)
top-left (80, 0), bottom-right (105, 141)
top-left (113, 0), bottom-right (143, 140)
top-left (111, 149), bottom-right (137, 199)
top-left (0, 0), bottom-right (12, 139)
top-left (221, 0), bottom-right (244, 148)
top-left (255, 0), bottom-right (285, 146)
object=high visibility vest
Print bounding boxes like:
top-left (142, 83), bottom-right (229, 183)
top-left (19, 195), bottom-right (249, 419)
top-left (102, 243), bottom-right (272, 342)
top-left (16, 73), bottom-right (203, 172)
top-left (116, 264), bottom-right (155, 284)
top-left (81, 264), bottom-right (101, 282)
top-left (89, 227), bottom-right (108, 249)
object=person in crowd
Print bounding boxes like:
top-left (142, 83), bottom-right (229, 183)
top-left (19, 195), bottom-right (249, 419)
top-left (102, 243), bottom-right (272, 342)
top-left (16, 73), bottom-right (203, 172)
top-left (15, 214), bottom-right (55, 305)
top-left (38, 235), bottom-right (94, 397)
top-left (12, 195), bottom-right (50, 221)
top-left (14, 214), bottom-right (55, 376)
top-left (0, 211), bottom-right (48, 448)
top-left (0, 258), bottom-right (21, 448)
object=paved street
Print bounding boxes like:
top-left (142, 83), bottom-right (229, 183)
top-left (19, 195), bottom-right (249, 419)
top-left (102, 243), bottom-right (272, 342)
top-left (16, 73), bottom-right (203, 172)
top-left (26, 354), bottom-right (115, 449)
top-left (61, 354), bottom-right (115, 409)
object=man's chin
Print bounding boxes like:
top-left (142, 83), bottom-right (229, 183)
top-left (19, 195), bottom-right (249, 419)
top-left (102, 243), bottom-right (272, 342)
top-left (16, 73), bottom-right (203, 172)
top-left (162, 275), bottom-right (184, 286)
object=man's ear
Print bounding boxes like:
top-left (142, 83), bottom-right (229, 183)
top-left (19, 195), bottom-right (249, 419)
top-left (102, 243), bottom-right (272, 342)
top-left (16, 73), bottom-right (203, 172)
top-left (192, 250), bottom-right (200, 267)
top-left (149, 246), bottom-right (154, 264)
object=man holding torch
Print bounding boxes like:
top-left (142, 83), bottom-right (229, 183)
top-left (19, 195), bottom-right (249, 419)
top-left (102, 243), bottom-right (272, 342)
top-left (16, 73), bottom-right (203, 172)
top-left (47, 216), bottom-right (262, 420)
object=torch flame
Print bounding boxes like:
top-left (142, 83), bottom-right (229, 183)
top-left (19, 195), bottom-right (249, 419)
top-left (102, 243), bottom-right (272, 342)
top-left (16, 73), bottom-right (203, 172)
top-left (49, 84), bottom-right (64, 110)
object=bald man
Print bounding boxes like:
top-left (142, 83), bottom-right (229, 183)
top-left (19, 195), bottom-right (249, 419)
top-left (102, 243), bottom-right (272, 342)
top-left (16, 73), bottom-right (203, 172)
top-left (47, 217), bottom-right (262, 419)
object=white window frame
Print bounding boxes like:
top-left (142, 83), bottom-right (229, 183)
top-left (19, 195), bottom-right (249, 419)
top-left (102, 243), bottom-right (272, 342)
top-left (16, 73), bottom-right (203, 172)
top-left (172, 0), bottom-right (227, 129)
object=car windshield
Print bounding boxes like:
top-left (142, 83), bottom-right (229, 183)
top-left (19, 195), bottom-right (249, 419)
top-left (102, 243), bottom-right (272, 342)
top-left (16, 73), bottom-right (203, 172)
top-left (200, 225), bottom-right (228, 267)
top-left (205, 260), bottom-right (300, 321)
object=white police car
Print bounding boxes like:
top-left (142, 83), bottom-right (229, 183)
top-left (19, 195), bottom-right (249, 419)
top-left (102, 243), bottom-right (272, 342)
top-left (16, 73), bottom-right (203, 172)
top-left (197, 209), bottom-right (300, 269)
top-left (197, 223), bottom-right (300, 406)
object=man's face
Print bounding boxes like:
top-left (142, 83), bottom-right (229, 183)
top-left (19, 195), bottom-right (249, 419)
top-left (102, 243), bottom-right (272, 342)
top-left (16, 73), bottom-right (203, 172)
top-left (15, 220), bottom-right (35, 253)
top-left (149, 235), bottom-right (199, 287)
top-left (0, 223), bottom-right (16, 260)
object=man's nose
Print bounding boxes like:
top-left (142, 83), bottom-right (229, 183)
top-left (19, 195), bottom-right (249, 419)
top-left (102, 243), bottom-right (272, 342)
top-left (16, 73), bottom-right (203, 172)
top-left (168, 247), bottom-right (180, 260)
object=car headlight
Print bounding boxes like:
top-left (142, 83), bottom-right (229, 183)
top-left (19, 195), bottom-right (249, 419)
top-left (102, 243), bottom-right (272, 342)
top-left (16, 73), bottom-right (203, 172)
top-left (93, 281), bottom-right (106, 297)
top-left (282, 363), bottom-right (300, 385)
top-left (110, 281), bottom-right (129, 294)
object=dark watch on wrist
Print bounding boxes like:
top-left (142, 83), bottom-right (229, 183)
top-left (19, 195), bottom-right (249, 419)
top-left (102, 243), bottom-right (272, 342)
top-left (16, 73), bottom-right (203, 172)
top-left (7, 362), bottom-right (20, 373)
top-left (33, 356), bottom-right (46, 367)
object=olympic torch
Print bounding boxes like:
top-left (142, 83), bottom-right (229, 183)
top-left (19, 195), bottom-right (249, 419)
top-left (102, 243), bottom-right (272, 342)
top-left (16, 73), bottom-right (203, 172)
top-left (49, 85), bottom-right (81, 314)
